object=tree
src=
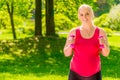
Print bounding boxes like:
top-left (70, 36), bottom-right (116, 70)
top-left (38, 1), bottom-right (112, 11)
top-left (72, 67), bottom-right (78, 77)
top-left (6, 0), bottom-right (16, 39)
top-left (95, 0), bottom-right (111, 16)
top-left (45, 0), bottom-right (55, 36)
top-left (35, 0), bottom-right (42, 36)
top-left (0, 0), bottom-right (34, 39)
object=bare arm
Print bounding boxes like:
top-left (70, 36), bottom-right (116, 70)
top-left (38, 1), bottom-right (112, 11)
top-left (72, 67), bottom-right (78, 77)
top-left (63, 28), bottom-right (76, 57)
top-left (99, 28), bottom-right (110, 57)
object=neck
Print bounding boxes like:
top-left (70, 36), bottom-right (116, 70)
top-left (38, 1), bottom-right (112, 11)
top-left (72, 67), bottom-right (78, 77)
top-left (81, 23), bottom-right (94, 30)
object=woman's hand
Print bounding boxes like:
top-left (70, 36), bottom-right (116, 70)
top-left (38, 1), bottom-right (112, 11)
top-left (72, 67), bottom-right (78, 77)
top-left (68, 34), bottom-right (76, 45)
top-left (98, 35), bottom-right (105, 48)
top-left (63, 28), bottom-right (76, 57)
top-left (99, 28), bottom-right (110, 57)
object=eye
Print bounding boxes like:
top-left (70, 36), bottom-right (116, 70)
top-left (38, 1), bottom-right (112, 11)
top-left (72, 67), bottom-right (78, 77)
top-left (86, 13), bottom-right (89, 15)
top-left (80, 14), bottom-right (83, 16)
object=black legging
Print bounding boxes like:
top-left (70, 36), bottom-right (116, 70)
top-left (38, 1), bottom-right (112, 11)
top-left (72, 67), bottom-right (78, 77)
top-left (68, 70), bottom-right (102, 80)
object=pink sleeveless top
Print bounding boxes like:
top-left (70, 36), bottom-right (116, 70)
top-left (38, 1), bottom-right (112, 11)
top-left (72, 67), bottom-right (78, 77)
top-left (70, 27), bottom-right (101, 77)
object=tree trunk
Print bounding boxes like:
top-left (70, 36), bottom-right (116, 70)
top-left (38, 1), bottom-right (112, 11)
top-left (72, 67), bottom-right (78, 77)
top-left (6, 1), bottom-right (17, 39)
top-left (35, 0), bottom-right (42, 36)
top-left (45, 0), bottom-right (55, 36)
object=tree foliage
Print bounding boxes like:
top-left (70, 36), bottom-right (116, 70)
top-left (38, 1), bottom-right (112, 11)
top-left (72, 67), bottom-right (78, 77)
top-left (54, 0), bottom-right (98, 22)
top-left (0, 0), bottom-right (34, 19)
top-left (0, 0), bottom-right (34, 39)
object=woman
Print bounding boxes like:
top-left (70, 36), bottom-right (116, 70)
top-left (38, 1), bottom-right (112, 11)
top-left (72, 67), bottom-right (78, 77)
top-left (63, 4), bottom-right (110, 80)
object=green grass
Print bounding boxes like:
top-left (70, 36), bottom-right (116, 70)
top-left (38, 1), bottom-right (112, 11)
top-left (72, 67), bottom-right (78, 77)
top-left (0, 32), bottom-right (33, 40)
top-left (0, 34), bottom-right (120, 80)
top-left (101, 34), bottom-right (120, 80)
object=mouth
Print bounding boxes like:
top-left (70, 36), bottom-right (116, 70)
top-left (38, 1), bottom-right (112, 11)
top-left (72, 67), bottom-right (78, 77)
top-left (82, 18), bottom-right (88, 21)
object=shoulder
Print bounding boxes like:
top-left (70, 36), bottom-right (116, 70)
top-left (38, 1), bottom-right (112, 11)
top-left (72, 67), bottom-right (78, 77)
top-left (69, 27), bottom-right (79, 34)
top-left (67, 26), bottom-right (80, 37)
top-left (97, 27), bottom-right (107, 36)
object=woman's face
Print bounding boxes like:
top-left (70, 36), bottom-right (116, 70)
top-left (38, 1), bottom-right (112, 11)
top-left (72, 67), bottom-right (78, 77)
top-left (78, 7), bottom-right (93, 24)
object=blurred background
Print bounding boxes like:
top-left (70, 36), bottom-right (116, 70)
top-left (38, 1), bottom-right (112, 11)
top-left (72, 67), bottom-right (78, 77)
top-left (0, 0), bottom-right (120, 80)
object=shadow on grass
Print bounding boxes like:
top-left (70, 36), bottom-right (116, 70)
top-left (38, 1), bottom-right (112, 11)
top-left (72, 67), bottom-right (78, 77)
top-left (0, 36), bottom-right (120, 79)
top-left (0, 36), bottom-right (71, 77)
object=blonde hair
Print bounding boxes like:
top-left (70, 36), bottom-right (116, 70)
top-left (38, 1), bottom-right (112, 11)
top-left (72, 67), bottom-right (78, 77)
top-left (78, 4), bottom-right (94, 19)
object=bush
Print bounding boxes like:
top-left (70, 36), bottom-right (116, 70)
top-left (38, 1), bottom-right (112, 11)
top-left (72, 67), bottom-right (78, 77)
top-left (54, 13), bottom-right (77, 31)
top-left (94, 4), bottom-right (120, 31)
top-left (94, 14), bottom-right (109, 28)
top-left (103, 27), bottom-right (113, 35)
top-left (14, 15), bottom-right (24, 26)
top-left (0, 11), bottom-right (10, 29)
top-left (16, 19), bottom-right (34, 35)
top-left (107, 4), bottom-right (120, 30)
top-left (0, 11), bottom-right (27, 30)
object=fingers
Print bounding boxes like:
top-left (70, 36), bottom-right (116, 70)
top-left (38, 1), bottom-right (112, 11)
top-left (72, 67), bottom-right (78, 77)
top-left (98, 35), bottom-right (105, 43)
top-left (98, 35), bottom-right (105, 48)
top-left (70, 34), bottom-right (75, 38)
top-left (68, 34), bottom-right (76, 43)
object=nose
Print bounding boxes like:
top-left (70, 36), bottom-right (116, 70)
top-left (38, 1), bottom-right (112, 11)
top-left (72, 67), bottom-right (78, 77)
top-left (83, 15), bottom-right (87, 20)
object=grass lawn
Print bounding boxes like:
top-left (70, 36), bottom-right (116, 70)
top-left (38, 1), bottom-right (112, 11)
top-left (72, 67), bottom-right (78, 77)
top-left (0, 34), bottom-right (120, 80)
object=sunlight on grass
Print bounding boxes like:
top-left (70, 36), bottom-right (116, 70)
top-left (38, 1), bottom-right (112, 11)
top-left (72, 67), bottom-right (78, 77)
top-left (0, 54), bottom-right (14, 60)
top-left (0, 73), bottom-right (119, 80)
top-left (45, 57), bottom-right (56, 64)
top-left (0, 73), bottom-right (68, 80)
top-left (14, 49), bottom-right (23, 55)
top-left (108, 35), bottom-right (120, 47)
top-left (38, 75), bottom-right (68, 80)
top-left (0, 34), bottom-right (13, 40)
top-left (0, 32), bottom-right (33, 40)
top-left (103, 77), bottom-right (120, 80)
